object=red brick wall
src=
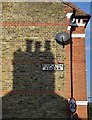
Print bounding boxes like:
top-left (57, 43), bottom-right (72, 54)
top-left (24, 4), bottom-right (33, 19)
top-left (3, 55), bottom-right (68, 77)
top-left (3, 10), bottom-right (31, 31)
top-left (65, 12), bottom-right (88, 118)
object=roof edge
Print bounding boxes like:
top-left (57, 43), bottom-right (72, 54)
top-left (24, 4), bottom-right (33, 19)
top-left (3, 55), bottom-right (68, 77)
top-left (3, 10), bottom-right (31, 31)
top-left (63, 2), bottom-right (91, 17)
top-left (63, 2), bottom-right (91, 27)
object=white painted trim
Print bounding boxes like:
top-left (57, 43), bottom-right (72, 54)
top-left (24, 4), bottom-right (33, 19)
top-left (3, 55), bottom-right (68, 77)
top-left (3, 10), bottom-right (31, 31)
top-left (67, 26), bottom-right (71, 31)
top-left (76, 101), bottom-right (88, 105)
top-left (67, 24), bottom-right (85, 31)
top-left (76, 19), bottom-right (85, 26)
top-left (67, 23), bottom-right (85, 31)
top-left (72, 18), bottom-right (76, 23)
top-left (72, 34), bottom-right (86, 38)
top-left (66, 13), bottom-right (73, 18)
top-left (68, 99), bottom-right (88, 106)
top-left (77, 23), bottom-right (85, 26)
top-left (76, 19), bottom-right (78, 23)
top-left (66, 13), bottom-right (85, 29)
top-left (80, 19), bottom-right (83, 23)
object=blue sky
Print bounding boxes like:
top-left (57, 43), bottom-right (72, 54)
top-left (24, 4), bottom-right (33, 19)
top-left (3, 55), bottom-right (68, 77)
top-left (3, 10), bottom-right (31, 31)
top-left (73, 2), bottom-right (91, 101)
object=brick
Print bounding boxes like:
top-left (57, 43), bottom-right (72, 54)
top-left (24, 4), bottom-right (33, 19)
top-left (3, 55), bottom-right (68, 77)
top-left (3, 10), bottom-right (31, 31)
top-left (1, 2), bottom-right (89, 119)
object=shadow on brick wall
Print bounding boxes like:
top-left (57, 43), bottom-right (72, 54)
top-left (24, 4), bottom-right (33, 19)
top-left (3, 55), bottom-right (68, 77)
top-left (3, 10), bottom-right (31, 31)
top-left (2, 40), bottom-right (71, 119)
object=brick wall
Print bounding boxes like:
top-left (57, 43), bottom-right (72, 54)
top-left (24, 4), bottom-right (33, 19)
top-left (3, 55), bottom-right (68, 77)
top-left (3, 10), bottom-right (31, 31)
top-left (65, 8), bottom-right (88, 119)
top-left (2, 2), bottom-right (69, 118)
top-left (1, 2), bottom-right (88, 119)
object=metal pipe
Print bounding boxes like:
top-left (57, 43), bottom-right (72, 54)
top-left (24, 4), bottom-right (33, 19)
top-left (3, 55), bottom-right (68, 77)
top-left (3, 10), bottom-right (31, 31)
top-left (70, 8), bottom-right (77, 120)
top-left (70, 28), bottom-right (73, 98)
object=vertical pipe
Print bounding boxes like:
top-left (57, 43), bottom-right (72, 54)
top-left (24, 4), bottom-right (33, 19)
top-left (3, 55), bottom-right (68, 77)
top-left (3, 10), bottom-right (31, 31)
top-left (69, 8), bottom-right (77, 120)
top-left (70, 28), bottom-right (73, 120)
top-left (70, 28), bottom-right (73, 98)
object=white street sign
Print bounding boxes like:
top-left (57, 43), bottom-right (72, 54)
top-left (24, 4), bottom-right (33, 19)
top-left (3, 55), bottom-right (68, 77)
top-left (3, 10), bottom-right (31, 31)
top-left (41, 64), bottom-right (64, 71)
